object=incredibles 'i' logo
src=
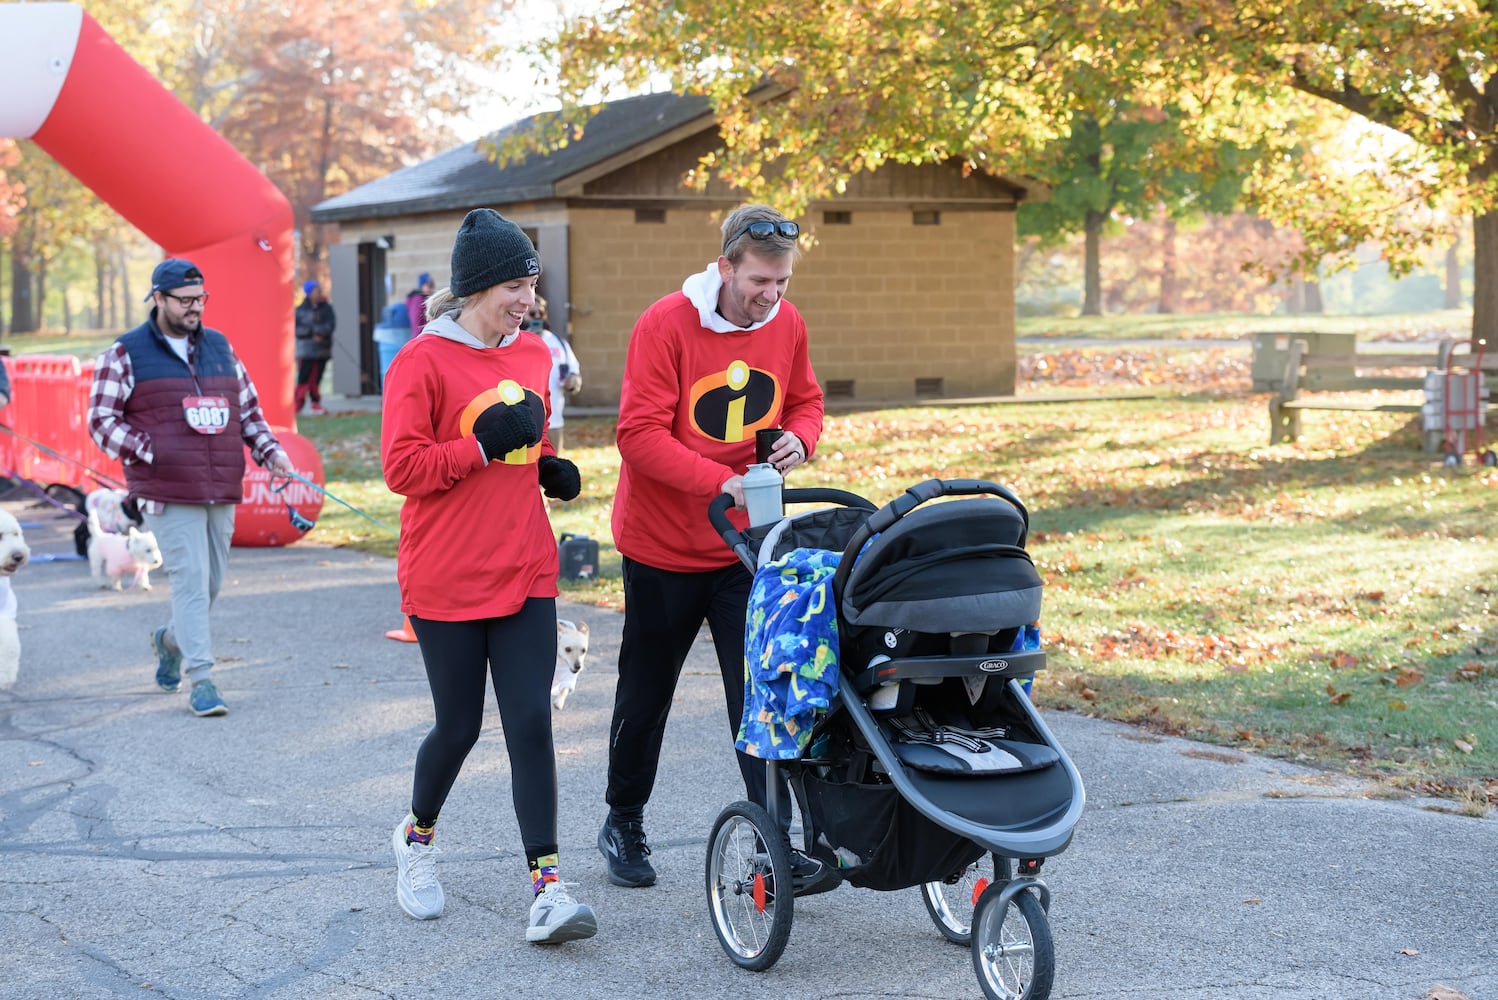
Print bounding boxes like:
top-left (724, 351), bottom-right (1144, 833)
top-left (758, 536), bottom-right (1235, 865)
top-left (460, 379), bottom-right (546, 463)
top-left (688, 359), bottom-right (783, 443)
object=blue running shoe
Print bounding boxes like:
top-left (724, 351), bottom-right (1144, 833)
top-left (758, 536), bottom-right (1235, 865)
top-left (151, 627), bottom-right (181, 692)
top-left (188, 679), bottom-right (228, 717)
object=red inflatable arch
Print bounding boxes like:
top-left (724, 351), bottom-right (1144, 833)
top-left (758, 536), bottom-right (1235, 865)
top-left (1, 2), bottom-right (324, 545)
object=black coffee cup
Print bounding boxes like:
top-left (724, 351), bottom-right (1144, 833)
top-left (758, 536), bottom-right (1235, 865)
top-left (755, 428), bottom-right (782, 465)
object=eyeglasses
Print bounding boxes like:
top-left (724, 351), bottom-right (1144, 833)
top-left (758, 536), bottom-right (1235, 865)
top-left (723, 220), bottom-right (800, 251)
top-left (161, 292), bottom-right (210, 307)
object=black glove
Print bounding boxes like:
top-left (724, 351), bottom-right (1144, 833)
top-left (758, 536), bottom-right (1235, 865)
top-left (474, 402), bottom-right (539, 461)
top-left (538, 455), bottom-right (581, 500)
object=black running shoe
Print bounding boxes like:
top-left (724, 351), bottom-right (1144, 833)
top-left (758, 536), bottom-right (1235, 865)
top-left (789, 848), bottom-right (841, 897)
top-left (598, 815), bottom-right (656, 887)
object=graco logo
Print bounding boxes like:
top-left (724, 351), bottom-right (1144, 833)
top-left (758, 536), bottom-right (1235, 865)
top-left (978, 659), bottom-right (1009, 673)
top-left (883, 631), bottom-right (898, 649)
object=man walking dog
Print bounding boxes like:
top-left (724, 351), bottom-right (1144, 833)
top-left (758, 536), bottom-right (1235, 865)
top-left (88, 258), bottom-right (295, 716)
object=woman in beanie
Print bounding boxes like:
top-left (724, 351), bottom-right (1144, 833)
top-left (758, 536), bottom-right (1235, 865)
top-left (380, 208), bottom-right (594, 943)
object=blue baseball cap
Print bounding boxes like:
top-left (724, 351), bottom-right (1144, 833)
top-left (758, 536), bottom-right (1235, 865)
top-left (303, 280), bottom-right (320, 296)
top-left (144, 258), bottom-right (204, 301)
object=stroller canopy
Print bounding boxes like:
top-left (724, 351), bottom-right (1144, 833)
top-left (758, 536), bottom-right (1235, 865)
top-left (843, 496), bottom-right (1041, 634)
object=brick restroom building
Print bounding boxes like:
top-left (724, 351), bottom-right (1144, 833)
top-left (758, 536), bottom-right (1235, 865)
top-left (310, 90), bottom-right (1043, 407)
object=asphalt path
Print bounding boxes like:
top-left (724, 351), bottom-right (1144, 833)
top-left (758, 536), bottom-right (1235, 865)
top-left (2, 495), bottom-right (1493, 1000)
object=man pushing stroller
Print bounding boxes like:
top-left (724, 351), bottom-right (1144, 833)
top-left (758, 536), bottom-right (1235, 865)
top-left (599, 203), bottom-right (835, 894)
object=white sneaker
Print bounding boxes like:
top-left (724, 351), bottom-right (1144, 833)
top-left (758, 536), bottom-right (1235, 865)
top-left (525, 880), bottom-right (598, 944)
top-left (391, 820), bottom-right (444, 920)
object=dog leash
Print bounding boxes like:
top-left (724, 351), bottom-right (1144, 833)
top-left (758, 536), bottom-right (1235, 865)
top-left (0, 423), bottom-right (128, 492)
top-left (0, 468), bottom-right (87, 520)
top-left (274, 469), bottom-right (399, 536)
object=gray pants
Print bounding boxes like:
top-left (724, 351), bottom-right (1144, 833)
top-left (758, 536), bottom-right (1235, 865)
top-left (144, 503), bottom-right (235, 685)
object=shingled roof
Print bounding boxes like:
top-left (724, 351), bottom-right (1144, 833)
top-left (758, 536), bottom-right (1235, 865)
top-left (310, 91), bottom-right (715, 223)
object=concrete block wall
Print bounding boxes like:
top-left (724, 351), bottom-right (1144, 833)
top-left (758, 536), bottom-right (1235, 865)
top-left (566, 206), bottom-right (1019, 406)
top-left (338, 204), bottom-right (1018, 407)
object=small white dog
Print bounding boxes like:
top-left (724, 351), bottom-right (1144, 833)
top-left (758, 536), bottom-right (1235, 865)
top-left (551, 618), bottom-right (590, 711)
top-left (87, 510), bottom-right (163, 591)
top-left (0, 508), bottom-right (31, 689)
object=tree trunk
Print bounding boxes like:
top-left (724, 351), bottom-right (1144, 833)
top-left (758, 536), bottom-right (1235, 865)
top-left (95, 245), bottom-right (108, 330)
top-left (35, 259), bottom-right (48, 331)
top-left (61, 285), bottom-right (72, 332)
top-left (1082, 208), bottom-right (1104, 316)
top-left (1158, 217), bottom-right (1179, 314)
top-left (9, 252), bottom-right (34, 333)
top-left (116, 247), bottom-right (131, 329)
top-left (1474, 207), bottom-right (1498, 346)
top-left (1303, 277), bottom-right (1323, 314)
top-left (1445, 235), bottom-right (1463, 310)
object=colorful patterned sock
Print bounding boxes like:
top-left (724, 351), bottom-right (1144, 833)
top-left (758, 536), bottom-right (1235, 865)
top-left (405, 815), bottom-right (436, 846)
top-left (529, 852), bottom-right (560, 896)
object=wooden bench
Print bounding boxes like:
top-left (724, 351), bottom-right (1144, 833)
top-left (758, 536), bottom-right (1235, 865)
top-left (1268, 339), bottom-right (1459, 447)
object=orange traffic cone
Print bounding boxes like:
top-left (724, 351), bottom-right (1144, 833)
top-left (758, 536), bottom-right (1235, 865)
top-left (384, 615), bottom-right (418, 643)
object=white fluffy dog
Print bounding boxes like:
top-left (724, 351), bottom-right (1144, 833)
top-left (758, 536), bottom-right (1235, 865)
top-left (551, 619), bottom-right (590, 711)
top-left (87, 510), bottom-right (163, 591)
top-left (0, 508), bottom-right (31, 689)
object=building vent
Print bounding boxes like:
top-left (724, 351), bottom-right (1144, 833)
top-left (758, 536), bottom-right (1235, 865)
top-left (915, 377), bottom-right (944, 398)
top-left (823, 210), bottom-right (852, 225)
top-left (912, 210), bottom-right (941, 226)
top-left (635, 208), bottom-right (666, 224)
top-left (826, 379), bottom-right (856, 399)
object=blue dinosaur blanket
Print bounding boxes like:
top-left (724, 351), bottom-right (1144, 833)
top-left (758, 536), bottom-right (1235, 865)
top-left (736, 547), bottom-right (841, 760)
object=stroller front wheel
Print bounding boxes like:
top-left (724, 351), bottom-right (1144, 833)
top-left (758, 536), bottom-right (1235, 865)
top-left (921, 853), bottom-right (1011, 945)
top-left (705, 800), bottom-right (794, 971)
top-left (971, 882), bottom-right (1054, 1000)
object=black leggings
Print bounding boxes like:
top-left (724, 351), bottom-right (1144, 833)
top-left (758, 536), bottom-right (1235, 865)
top-left (408, 598), bottom-right (558, 858)
top-left (606, 558), bottom-right (789, 830)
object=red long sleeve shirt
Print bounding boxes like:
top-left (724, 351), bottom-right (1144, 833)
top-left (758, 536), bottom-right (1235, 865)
top-left (381, 323), bottom-right (558, 620)
top-left (612, 290), bottom-right (824, 571)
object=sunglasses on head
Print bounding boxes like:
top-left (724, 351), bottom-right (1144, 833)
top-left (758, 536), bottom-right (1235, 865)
top-left (724, 220), bottom-right (800, 252)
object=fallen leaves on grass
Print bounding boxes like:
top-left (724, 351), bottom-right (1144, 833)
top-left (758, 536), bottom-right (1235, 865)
top-left (1073, 622), bottom-right (1282, 667)
top-left (1393, 666), bottom-right (1426, 688)
top-left (1326, 685), bottom-right (1353, 704)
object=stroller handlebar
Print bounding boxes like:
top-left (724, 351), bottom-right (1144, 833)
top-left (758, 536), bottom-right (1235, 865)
top-left (868, 478), bottom-right (1029, 535)
top-left (709, 487), bottom-right (879, 570)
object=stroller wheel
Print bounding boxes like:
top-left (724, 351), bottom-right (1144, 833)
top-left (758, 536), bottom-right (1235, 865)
top-left (971, 882), bottom-right (1054, 1000)
top-left (1482, 449), bottom-right (1498, 467)
top-left (705, 800), bottom-right (793, 971)
top-left (921, 853), bottom-right (1010, 945)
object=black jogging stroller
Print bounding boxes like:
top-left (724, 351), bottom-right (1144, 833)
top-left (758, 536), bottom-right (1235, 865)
top-left (704, 478), bottom-right (1086, 1000)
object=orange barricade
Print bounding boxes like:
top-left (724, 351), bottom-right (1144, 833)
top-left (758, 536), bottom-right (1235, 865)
top-left (1, 353), bottom-right (125, 490)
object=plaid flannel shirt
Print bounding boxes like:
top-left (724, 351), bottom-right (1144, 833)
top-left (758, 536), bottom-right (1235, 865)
top-left (88, 336), bottom-right (286, 514)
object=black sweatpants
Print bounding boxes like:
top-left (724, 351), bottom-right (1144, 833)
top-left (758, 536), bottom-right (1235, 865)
top-left (408, 598), bottom-right (559, 858)
top-left (605, 557), bottom-right (790, 830)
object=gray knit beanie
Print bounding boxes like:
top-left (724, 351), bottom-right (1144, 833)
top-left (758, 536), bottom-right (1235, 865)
top-left (450, 209), bottom-right (540, 297)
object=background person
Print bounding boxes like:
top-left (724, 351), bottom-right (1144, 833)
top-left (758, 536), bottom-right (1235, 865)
top-left (381, 209), bottom-right (593, 944)
top-left (86, 258), bottom-right (295, 717)
top-left (524, 295), bottom-right (582, 452)
top-left (293, 279), bottom-right (335, 414)
top-left (599, 203), bottom-right (829, 892)
top-left (406, 271), bottom-right (434, 336)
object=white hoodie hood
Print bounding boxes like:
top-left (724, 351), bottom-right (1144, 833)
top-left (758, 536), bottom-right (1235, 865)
top-left (422, 312), bottom-right (519, 350)
top-left (681, 262), bottom-right (782, 333)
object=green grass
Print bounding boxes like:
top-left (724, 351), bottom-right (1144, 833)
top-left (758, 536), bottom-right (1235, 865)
top-left (13, 319), bottom-right (1493, 808)
top-left (296, 397), bottom-right (1498, 810)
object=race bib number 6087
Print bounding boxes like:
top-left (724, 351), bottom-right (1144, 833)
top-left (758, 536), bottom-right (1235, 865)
top-left (183, 395), bottom-right (232, 435)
